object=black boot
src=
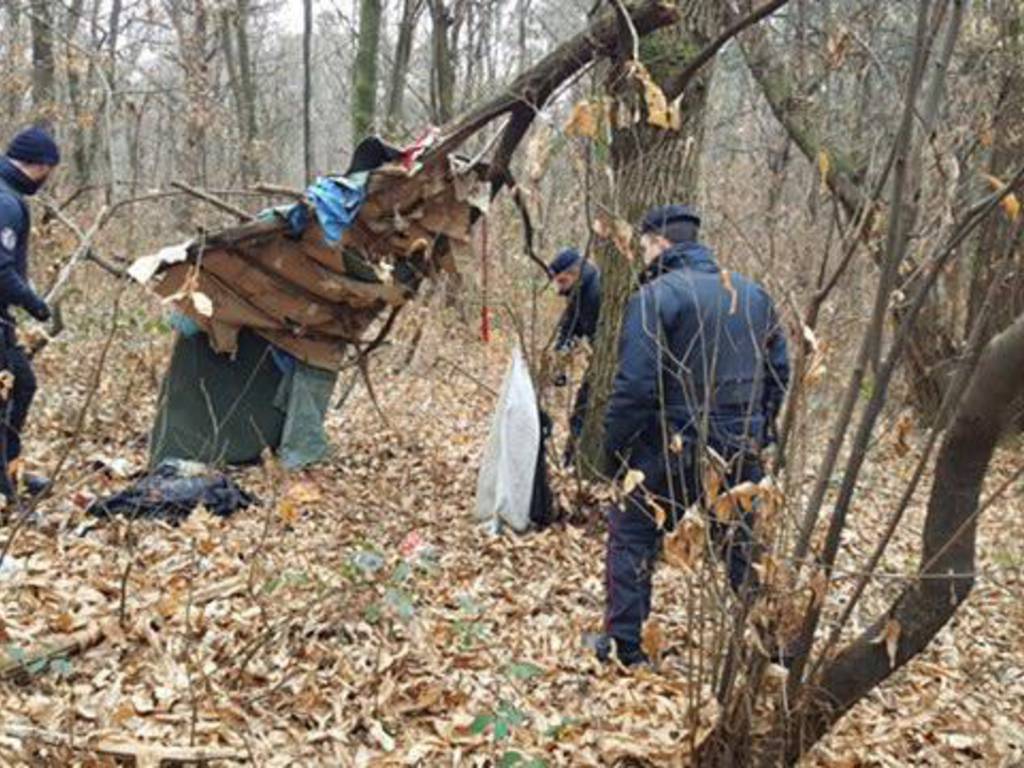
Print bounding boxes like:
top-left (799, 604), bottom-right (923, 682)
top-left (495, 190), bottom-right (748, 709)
top-left (582, 632), bottom-right (650, 667)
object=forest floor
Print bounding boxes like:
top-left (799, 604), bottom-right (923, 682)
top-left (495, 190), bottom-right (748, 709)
top-left (0, 295), bottom-right (1021, 767)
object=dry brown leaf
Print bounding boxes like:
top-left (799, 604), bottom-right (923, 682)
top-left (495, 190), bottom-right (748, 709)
top-left (818, 148), bottom-right (831, 193)
top-left (809, 568), bottom-right (829, 608)
top-left (663, 516), bottom-right (705, 571)
top-left (982, 172), bottom-right (1021, 222)
top-left (278, 497), bottom-right (300, 526)
top-left (892, 412), bottom-right (913, 457)
top-left (873, 617), bottom-right (902, 669)
top-left (622, 469), bottom-right (645, 495)
top-left (648, 498), bottom-right (667, 529)
top-left (565, 100), bottom-right (598, 138)
top-left (640, 617), bottom-right (664, 662)
top-left (629, 61), bottom-right (673, 130)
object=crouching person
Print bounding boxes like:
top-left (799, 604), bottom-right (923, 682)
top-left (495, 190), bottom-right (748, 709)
top-left (548, 248), bottom-right (601, 464)
top-left (590, 204), bottom-right (789, 667)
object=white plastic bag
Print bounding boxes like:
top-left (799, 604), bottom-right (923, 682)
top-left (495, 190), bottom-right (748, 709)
top-left (475, 348), bottom-right (540, 533)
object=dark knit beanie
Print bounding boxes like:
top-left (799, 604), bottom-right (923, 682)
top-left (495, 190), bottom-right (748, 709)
top-left (6, 127), bottom-right (61, 166)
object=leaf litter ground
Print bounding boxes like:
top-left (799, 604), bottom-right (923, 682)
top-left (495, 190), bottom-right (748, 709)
top-left (0, 306), bottom-right (1021, 767)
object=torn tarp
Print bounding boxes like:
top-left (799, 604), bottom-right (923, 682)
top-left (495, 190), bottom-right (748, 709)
top-left (88, 460), bottom-right (254, 523)
top-left (306, 173), bottom-right (368, 243)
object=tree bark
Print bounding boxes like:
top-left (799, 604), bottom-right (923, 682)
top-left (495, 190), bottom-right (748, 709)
top-left (352, 0), bottom-right (383, 139)
top-left (386, 0), bottom-right (424, 131)
top-left (166, 0), bottom-right (212, 227)
top-left (29, 0), bottom-right (56, 125)
top-left (3, 1), bottom-right (22, 120)
top-left (428, 0), bottom-right (462, 124)
top-left (222, 1), bottom-right (260, 183)
top-left (756, 309), bottom-right (1024, 765)
top-left (576, 9), bottom-right (720, 475)
top-left (64, 0), bottom-right (90, 185)
top-left (234, 0), bottom-right (260, 182)
top-left (967, 1), bottom-right (1024, 359)
top-left (303, 0), bottom-right (313, 183)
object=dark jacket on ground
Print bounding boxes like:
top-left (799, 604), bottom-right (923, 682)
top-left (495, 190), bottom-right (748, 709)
top-left (603, 240), bottom-right (790, 482)
top-left (555, 261), bottom-right (601, 351)
top-left (0, 157), bottom-right (50, 337)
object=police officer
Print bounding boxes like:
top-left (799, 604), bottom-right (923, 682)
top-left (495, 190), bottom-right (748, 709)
top-left (592, 205), bottom-right (789, 666)
top-left (548, 248), bottom-right (601, 463)
top-left (0, 127), bottom-right (60, 501)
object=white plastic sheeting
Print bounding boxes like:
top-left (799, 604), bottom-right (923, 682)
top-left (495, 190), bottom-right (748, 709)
top-left (475, 348), bottom-right (540, 533)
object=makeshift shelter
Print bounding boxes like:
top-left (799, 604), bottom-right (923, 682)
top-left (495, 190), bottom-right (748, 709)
top-left (132, 136), bottom-right (491, 468)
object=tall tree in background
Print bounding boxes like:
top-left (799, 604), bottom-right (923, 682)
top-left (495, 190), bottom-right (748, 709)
top-left (29, 0), bottom-right (56, 126)
top-left (63, 0), bottom-right (90, 185)
top-left (166, 0), bottom-right (213, 226)
top-left (352, 0), bottom-right (383, 139)
top-left (222, 0), bottom-right (260, 183)
top-left (428, 0), bottom-right (463, 123)
top-left (303, 0), bottom-right (313, 182)
top-left (386, 0), bottom-right (425, 132)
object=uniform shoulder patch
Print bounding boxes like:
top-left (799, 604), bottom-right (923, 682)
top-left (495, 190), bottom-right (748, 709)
top-left (0, 227), bottom-right (16, 252)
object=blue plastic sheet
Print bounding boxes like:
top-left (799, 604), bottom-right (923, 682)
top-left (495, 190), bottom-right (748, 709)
top-left (169, 311), bottom-right (201, 337)
top-left (306, 173), bottom-right (368, 243)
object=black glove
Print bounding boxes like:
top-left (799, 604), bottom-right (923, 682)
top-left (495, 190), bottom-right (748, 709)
top-left (28, 299), bottom-right (51, 323)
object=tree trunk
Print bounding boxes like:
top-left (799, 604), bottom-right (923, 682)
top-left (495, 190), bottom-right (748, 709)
top-left (577, 20), bottom-right (715, 474)
top-left (428, 0), bottom-right (455, 123)
top-left (352, 0), bottom-right (383, 139)
top-left (4, 1), bottom-right (23, 122)
top-left (65, 0), bottom-right (90, 186)
top-left (222, 1), bottom-right (260, 183)
top-left (386, 0), bottom-right (424, 131)
top-left (743, 309), bottom-right (1024, 766)
top-left (967, 1), bottom-right (1024, 348)
top-left (234, 0), bottom-right (260, 182)
top-left (303, 0), bottom-right (313, 183)
top-left (167, 0), bottom-right (212, 228)
top-left (29, 0), bottom-right (56, 126)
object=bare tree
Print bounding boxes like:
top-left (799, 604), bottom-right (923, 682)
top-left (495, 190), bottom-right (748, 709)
top-left (352, 0), bottom-right (383, 138)
top-left (303, 0), bottom-right (313, 182)
top-left (386, 0), bottom-right (425, 131)
top-left (29, 0), bottom-right (55, 125)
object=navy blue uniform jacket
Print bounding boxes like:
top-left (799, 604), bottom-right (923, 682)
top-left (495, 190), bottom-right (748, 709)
top-left (0, 157), bottom-right (49, 338)
top-left (556, 261), bottom-right (601, 350)
top-left (604, 241), bottom-right (789, 481)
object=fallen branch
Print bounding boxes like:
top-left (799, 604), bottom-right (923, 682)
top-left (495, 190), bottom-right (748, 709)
top-left (1, 576), bottom-right (249, 681)
top-left (0, 624), bottom-right (106, 680)
top-left (170, 180), bottom-right (256, 222)
top-left (4, 725), bottom-right (247, 766)
top-left (253, 182), bottom-right (305, 198)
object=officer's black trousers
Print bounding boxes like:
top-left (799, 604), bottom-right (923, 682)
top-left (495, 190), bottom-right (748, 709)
top-left (0, 339), bottom-right (37, 496)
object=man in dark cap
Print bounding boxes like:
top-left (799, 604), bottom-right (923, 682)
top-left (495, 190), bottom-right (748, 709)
top-left (548, 247), bottom-right (602, 461)
top-left (591, 204), bottom-right (790, 666)
top-left (0, 127), bottom-right (60, 502)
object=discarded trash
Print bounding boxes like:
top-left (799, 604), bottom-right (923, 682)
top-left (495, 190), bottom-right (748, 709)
top-left (349, 550), bottom-right (386, 576)
top-left (0, 556), bottom-right (24, 581)
top-left (87, 460), bottom-right (253, 523)
top-left (475, 348), bottom-right (541, 534)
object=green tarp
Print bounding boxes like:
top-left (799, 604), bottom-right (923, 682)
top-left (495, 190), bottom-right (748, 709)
top-left (150, 329), bottom-right (335, 469)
